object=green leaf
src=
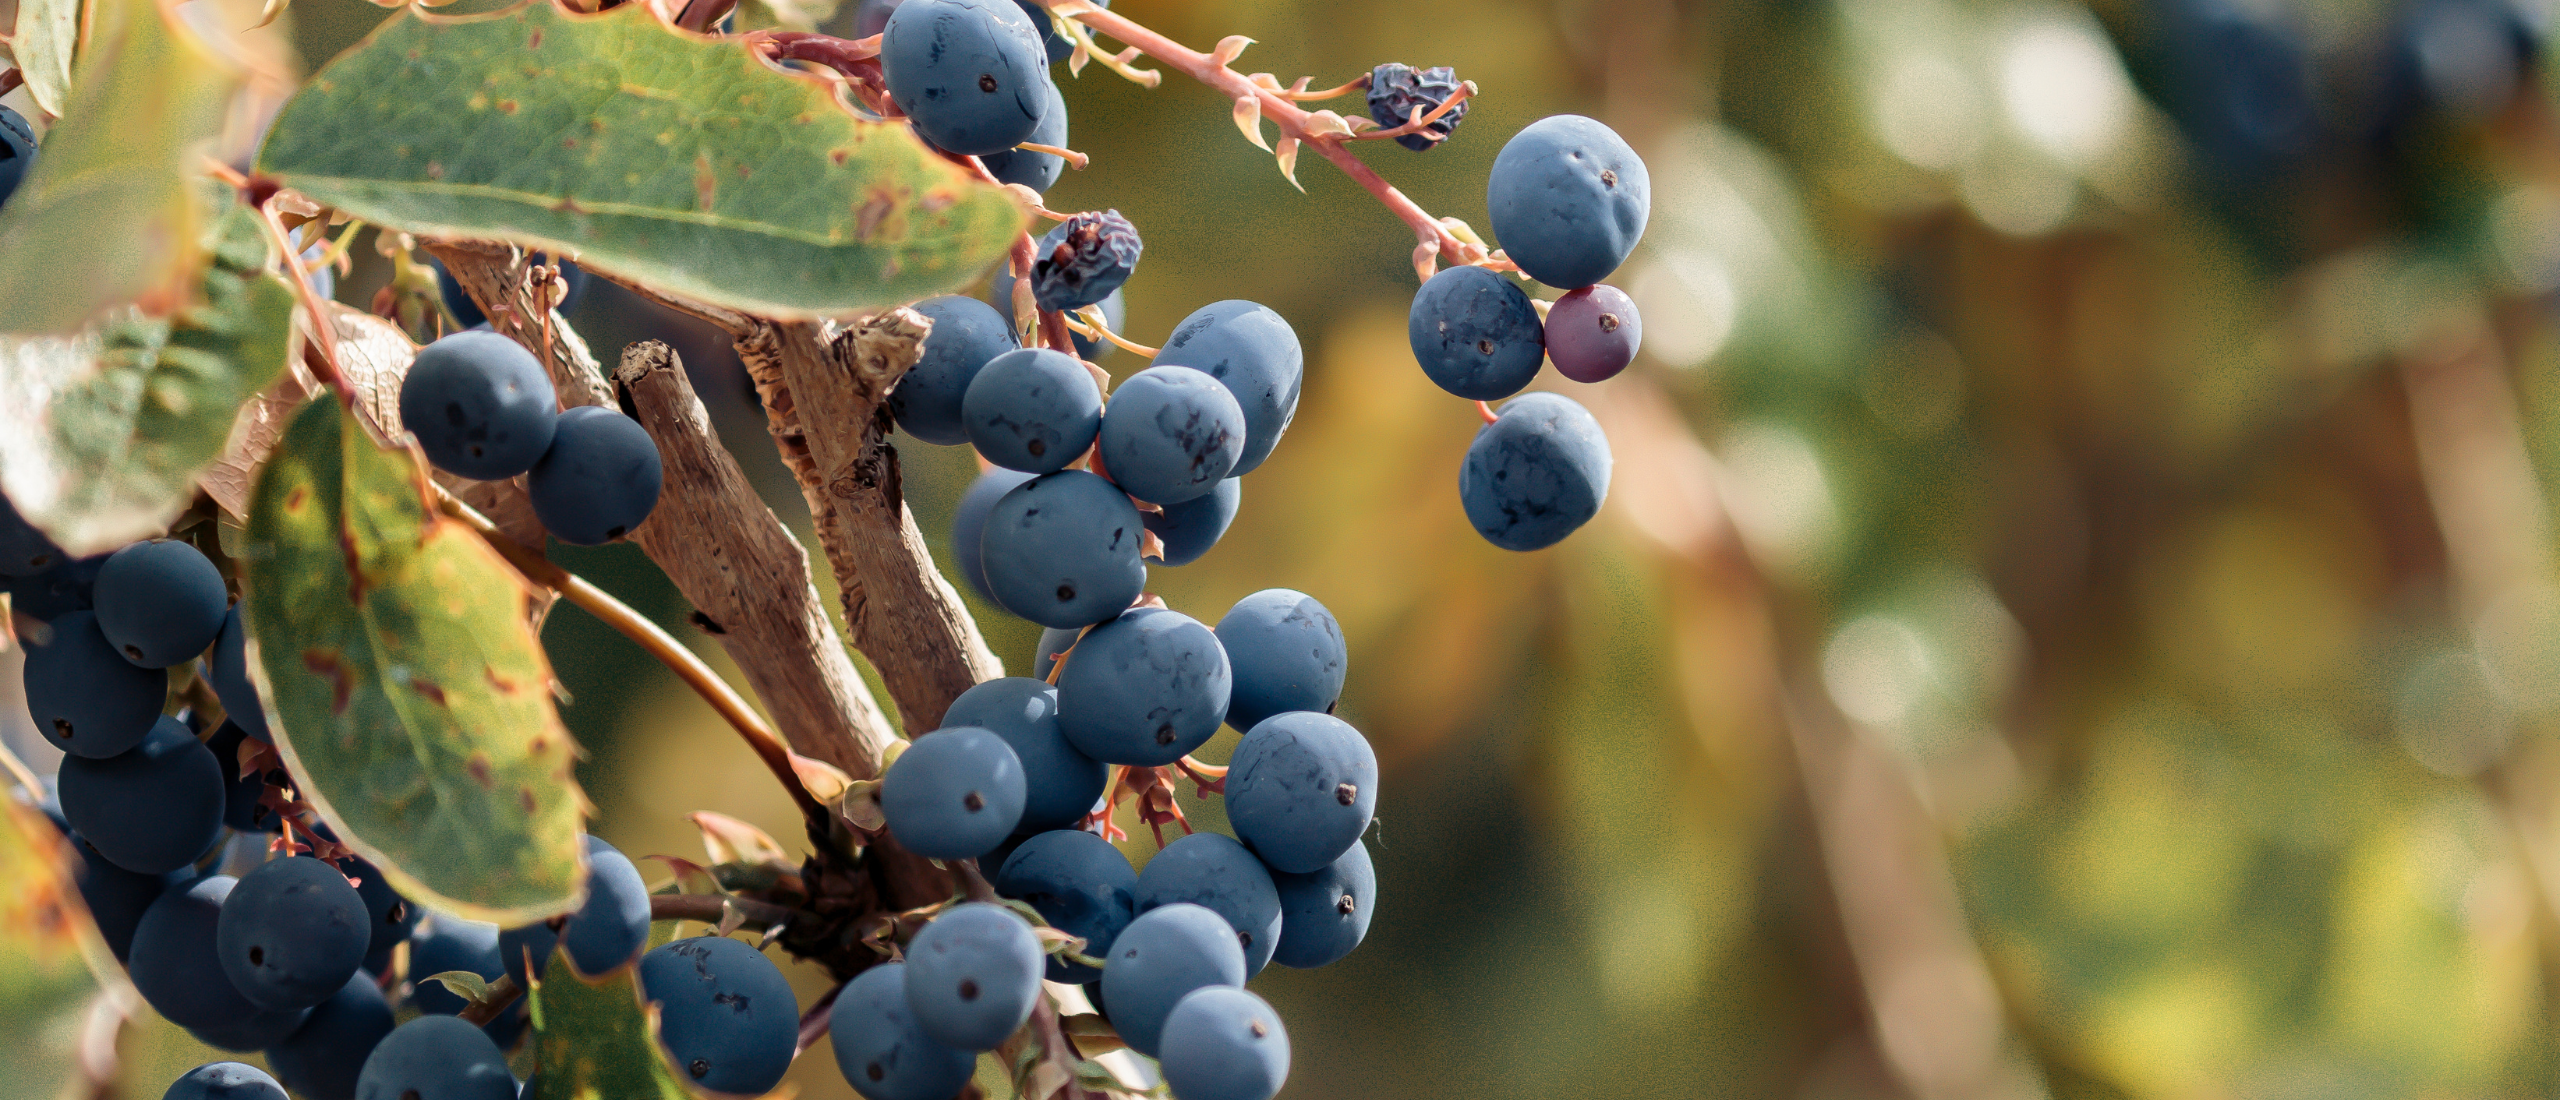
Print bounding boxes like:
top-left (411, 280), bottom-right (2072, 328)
top-left (256, 1), bottom-right (1026, 319)
top-left (0, 0), bottom-right (243, 334)
top-left (0, 203), bottom-right (299, 555)
top-left (524, 944), bottom-right (698, 1100)
top-left (419, 968), bottom-right (493, 1004)
top-left (240, 397), bottom-right (587, 924)
top-left (12, 0), bottom-right (81, 117)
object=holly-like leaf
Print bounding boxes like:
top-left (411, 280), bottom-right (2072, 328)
top-left (0, 0), bottom-right (243, 334)
top-left (524, 944), bottom-right (699, 1100)
top-left (12, 0), bottom-right (81, 117)
top-left (240, 397), bottom-right (587, 924)
top-left (255, 1), bottom-right (1025, 319)
top-left (0, 204), bottom-right (299, 555)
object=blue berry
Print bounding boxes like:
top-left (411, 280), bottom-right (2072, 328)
top-left (527, 406), bottom-right (662, 545)
top-left (1367, 63), bottom-right (1468, 152)
top-left (993, 828), bottom-right (1134, 982)
top-left (406, 915), bottom-right (526, 1047)
top-left (344, 854), bottom-right (422, 974)
top-left (1459, 391), bottom-right (1611, 551)
top-left (92, 539), bottom-right (228, 668)
top-left (881, 0), bottom-right (1051, 156)
top-left (6, 551), bottom-right (105, 620)
top-left (0, 106), bottom-right (36, 213)
top-left (73, 837), bottom-right (180, 962)
top-left (1225, 712), bottom-right (1375, 874)
top-left (188, 1004), bottom-right (314, 1053)
top-left (1053, 607), bottom-right (1230, 767)
top-left (219, 856), bottom-right (371, 1011)
top-left (882, 726), bottom-right (1027, 859)
top-left (353, 1015), bottom-right (517, 1100)
top-left (497, 835), bottom-right (648, 983)
top-left (400, 331), bottom-right (559, 481)
top-left (903, 902), bottom-right (1045, 1050)
top-left (893, 296), bottom-right (1018, 446)
top-left (637, 937), bottom-right (800, 1095)
top-left (1144, 477), bottom-right (1240, 567)
top-left (963, 347), bottom-right (1102, 474)
top-left (24, 610), bottom-right (168, 759)
top-left (208, 606), bottom-right (269, 742)
top-left (979, 470), bottom-right (1146, 628)
top-left (163, 1062), bottom-right (288, 1100)
top-left (1098, 366), bottom-right (1245, 505)
top-left (982, 73), bottom-right (1068, 190)
top-left (267, 970), bottom-right (398, 1100)
top-left (1408, 264), bottom-right (1543, 400)
top-left (943, 676), bottom-right (1105, 831)
top-left (1214, 589), bottom-right (1345, 732)
top-left (952, 467), bottom-right (1037, 603)
top-left (58, 716), bottom-right (223, 874)
top-left (828, 963), bottom-right (976, 1100)
top-left (1270, 840), bottom-right (1373, 969)
top-left (1486, 115), bottom-right (1650, 289)
top-left (1031, 210), bottom-right (1140, 312)
top-left (0, 489), bottom-right (64, 576)
top-left (1158, 987), bottom-right (1291, 1100)
top-left (1095, 902), bottom-right (1245, 1058)
top-left (434, 259), bottom-right (487, 329)
top-left (1133, 832), bottom-right (1281, 977)
top-left (1154, 301), bottom-right (1301, 476)
top-left (129, 876), bottom-right (271, 1030)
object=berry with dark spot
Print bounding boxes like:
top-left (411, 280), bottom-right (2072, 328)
top-left (1485, 114), bottom-right (1650, 289)
top-left (962, 347), bottom-right (1102, 475)
top-left (351, 1015), bottom-right (516, 1100)
top-left (398, 330), bottom-right (559, 481)
top-left (636, 936), bottom-right (799, 1096)
top-left (1053, 606), bottom-right (1232, 767)
top-left (219, 856), bottom-right (371, 1012)
top-left (24, 610), bottom-right (168, 760)
top-left (1458, 391), bottom-right (1611, 551)
top-left (1271, 840), bottom-right (1375, 969)
top-left (978, 470), bottom-right (1146, 628)
top-left (1408, 264), bottom-right (1543, 400)
top-left (1225, 712), bottom-right (1377, 874)
top-left (1214, 588), bottom-right (1346, 732)
top-left (880, 725), bottom-right (1027, 860)
top-left (1132, 832), bottom-right (1282, 977)
top-left (1159, 986), bottom-right (1292, 1100)
top-left (902, 902), bottom-right (1045, 1051)
top-left (527, 406), bottom-right (663, 546)
top-left (92, 539), bottom-right (229, 669)
top-left (1096, 902), bottom-right (1246, 1058)
top-left (1545, 284), bottom-right (1641, 383)
top-left (881, 0), bottom-right (1051, 156)
top-left (827, 962), bottom-right (976, 1100)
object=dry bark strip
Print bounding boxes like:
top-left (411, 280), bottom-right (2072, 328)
top-left (423, 240), bottom-right (902, 775)
top-left (578, 265), bottom-right (1004, 734)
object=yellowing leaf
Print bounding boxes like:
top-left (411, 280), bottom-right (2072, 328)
top-left (241, 398), bottom-right (587, 924)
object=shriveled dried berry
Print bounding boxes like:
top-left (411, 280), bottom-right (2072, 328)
top-left (1030, 209), bottom-right (1141, 311)
top-left (1367, 63), bottom-right (1469, 152)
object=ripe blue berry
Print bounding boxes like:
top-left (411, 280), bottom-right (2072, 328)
top-left (1158, 986), bottom-right (1292, 1100)
top-left (903, 902), bottom-right (1045, 1050)
top-left (1225, 712), bottom-right (1377, 874)
top-left (1098, 365), bottom-right (1245, 505)
top-left (951, 467), bottom-right (1037, 602)
top-left (983, 74), bottom-right (1068, 191)
top-left (881, 0), bottom-right (1051, 156)
top-left (1133, 832), bottom-right (1281, 977)
top-left (24, 609), bottom-right (167, 759)
top-left (1215, 589), bottom-right (1346, 732)
top-left (208, 606), bottom-right (269, 742)
top-left (58, 716), bottom-right (224, 874)
top-left (92, 539), bottom-right (229, 669)
top-left (942, 676), bottom-right (1105, 832)
top-left (266, 969), bottom-right (398, 1100)
top-left (892, 295), bottom-right (1018, 446)
top-left (1459, 391), bottom-right (1611, 551)
top-left (163, 1063), bottom-right (288, 1100)
top-left (0, 489), bottom-right (64, 576)
top-left (881, 726), bottom-right (1027, 859)
top-left (1096, 902), bottom-right (1245, 1058)
top-left (1486, 115), bottom-right (1650, 289)
top-left (993, 828), bottom-right (1135, 982)
top-left (1408, 264), bottom-right (1544, 400)
top-left (219, 856), bottom-right (372, 1011)
top-left (1270, 840), bottom-right (1374, 969)
top-left (353, 1015), bottom-right (517, 1100)
top-left (979, 470), bottom-right (1147, 628)
top-left (527, 406), bottom-right (662, 546)
top-left (963, 347), bottom-right (1102, 474)
top-left (1145, 477), bottom-right (1241, 567)
top-left (828, 963), bottom-right (976, 1100)
top-left (399, 330), bottom-right (559, 481)
top-left (1154, 301), bottom-right (1302, 476)
top-left (1054, 606), bottom-right (1232, 767)
top-left (637, 937), bottom-right (799, 1096)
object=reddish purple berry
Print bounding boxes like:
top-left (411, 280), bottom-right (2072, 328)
top-left (1544, 285), bottom-right (1641, 383)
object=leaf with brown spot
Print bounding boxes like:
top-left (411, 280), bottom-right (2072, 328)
top-left (243, 398), bottom-right (586, 924)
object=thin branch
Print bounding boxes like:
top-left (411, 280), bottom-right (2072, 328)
top-left (255, 199), bottom-right (351, 402)
top-left (649, 893), bottom-right (799, 927)
top-left (1049, 1), bottom-right (1482, 281)
top-left (456, 975), bottom-right (523, 1026)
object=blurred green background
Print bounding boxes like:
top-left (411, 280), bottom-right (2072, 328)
top-left (16, 0), bottom-right (2560, 1096)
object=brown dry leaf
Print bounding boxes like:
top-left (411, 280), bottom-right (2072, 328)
top-left (689, 811), bottom-right (793, 869)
